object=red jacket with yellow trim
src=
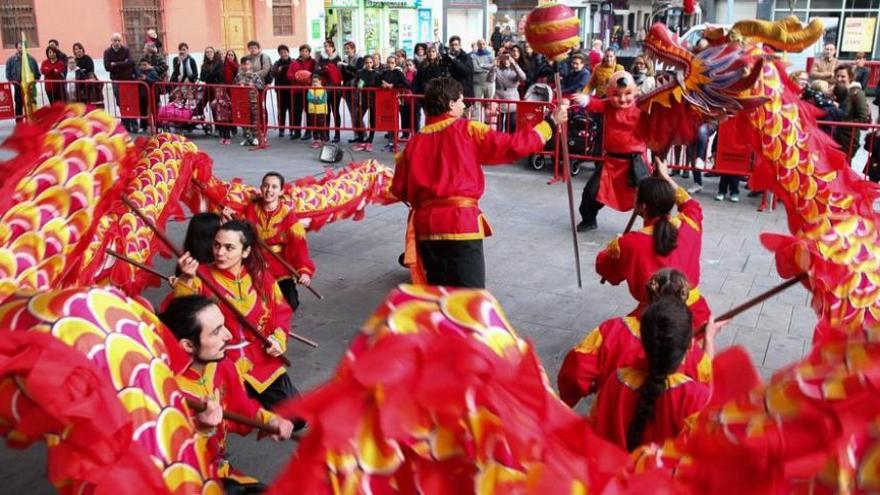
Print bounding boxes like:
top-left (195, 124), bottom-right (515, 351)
top-left (391, 114), bottom-right (553, 240)
top-left (596, 189), bottom-right (703, 305)
top-left (177, 358), bottom-right (277, 482)
top-left (243, 201), bottom-right (316, 279)
top-left (589, 360), bottom-right (710, 450)
top-left (172, 265), bottom-right (292, 393)
top-left (557, 315), bottom-right (711, 408)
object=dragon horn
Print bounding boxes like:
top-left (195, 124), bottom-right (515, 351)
top-left (730, 16), bottom-right (824, 53)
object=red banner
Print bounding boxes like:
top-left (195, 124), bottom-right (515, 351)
top-left (230, 87), bottom-right (254, 126)
top-left (0, 84), bottom-right (14, 120)
top-left (374, 89), bottom-right (398, 132)
top-left (117, 83), bottom-right (141, 118)
top-left (714, 119), bottom-right (754, 175)
top-left (516, 101), bottom-right (549, 131)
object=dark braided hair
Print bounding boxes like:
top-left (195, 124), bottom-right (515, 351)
top-left (183, 212), bottom-right (221, 264)
top-left (625, 295), bottom-right (693, 451)
top-left (637, 177), bottom-right (677, 256)
top-left (645, 268), bottom-right (690, 303)
top-left (217, 219), bottom-right (267, 285)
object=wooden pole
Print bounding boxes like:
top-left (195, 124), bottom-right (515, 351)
top-left (105, 249), bottom-right (172, 282)
top-left (184, 397), bottom-right (299, 441)
top-left (121, 196), bottom-right (309, 361)
top-left (552, 71), bottom-right (583, 288)
top-left (716, 273), bottom-right (807, 322)
top-left (191, 179), bottom-right (323, 300)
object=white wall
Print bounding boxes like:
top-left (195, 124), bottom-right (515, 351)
top-left (713, 0), bottom-right (757, 23)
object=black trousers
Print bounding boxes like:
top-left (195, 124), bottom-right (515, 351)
top-left (327, 88), bottom-right (342, 139)
top-left (291, 89), bottom-right (306, 131)
top-left (12, 84), bottom-right (24, 122)
top-left (245, 372), bottom-right (297, 411)
top-left (578, 162), bottom-right (605, 223)
top-left (277, 277), bottom-right (300, 312)
top-left (418, 239), bottom-right (485, 288)
top-left (223, 479), bottom-right (266, 495)
top-left (277, 89), bottom-right (291, 128)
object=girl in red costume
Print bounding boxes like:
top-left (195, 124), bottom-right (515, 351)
top-left (557, 269), bottom-right (720, 410)
top-left (561, 293), bottom-right (725, 450)
top-left (595, 158), bottom-right (711, 332)
top-left (174, 220), bottom-right (298, 412)
top-left (573, 71), bottom-right (649, 231)
top-left (222, 171), bottom-right (315, 312)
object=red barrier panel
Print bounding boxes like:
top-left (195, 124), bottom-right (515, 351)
top-left (0, 82), bottom-right (22, 121)
top-left (714, 119), bottom-right (755, 175)
top-left (30, 80), bottom-right (154, 132)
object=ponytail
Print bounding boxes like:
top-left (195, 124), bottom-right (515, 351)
top-left (636, 177), bottom-right (677, 256)
top-left (625, 295), bottom-right (693, 451)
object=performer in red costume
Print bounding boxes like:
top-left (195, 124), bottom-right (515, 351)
top-left (595, 158), bottom-right (711, 331)
top-left (573, 71), bottom-right (649, 231)
top-left (391, 77), bottom-right (568, 288)
top-left (557, 268), bottom-right (719, 408)
top-left (160, 295), bottom-right (294, 494)
top-left (174, 220), bottom-right (300, 413)
top-left (561, 295), bottom-right (724, 451)
top-left (222, 171), bottom-right (315, 312)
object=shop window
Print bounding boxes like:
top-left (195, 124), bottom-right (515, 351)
top-left (122, 0), bottom-right (164, 50)
top-left (845, 0), bottom-right (879, 9)
top-left (274, 0), bottom-right (294, 36)
top-left (773, 10), bottom-right (807, 21)
top-left (0, 0), bottom-right (38, 49)
top-left (773, 0), bottom-right (808, 11)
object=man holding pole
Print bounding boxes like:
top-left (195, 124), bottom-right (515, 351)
top-left (391, 77), bottom-right (568, 288)
top-left (159, 295), bottom-right (294, 493)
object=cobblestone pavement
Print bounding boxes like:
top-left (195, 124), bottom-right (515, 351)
top-left (0, 127), bottom-right (821, 492)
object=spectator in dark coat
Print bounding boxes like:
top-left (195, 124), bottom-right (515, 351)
top-left (170, 42), bottom-right (198, 83)
top-left (272, 44), bottom-right (294, 137)
top-left (380, 55), bottom-right (410, 150)
top-left (72, 42), bottom-right (101, 105)
top-left (560, 52), bottom-right (590, 95)
top-left (141, 43), bottom-right (168, 81)
top-left (340, 41), bottom-right (365, 143)
top-left (317, 40), bottom-right (344, 142)
top-left (287, 44), bottom-right (317, 140)
top-left (200, 47), bottom-right (223, 84)
top-left (443, 36), bottom-right (474, 98)
top-left (853, 52), bottom-right (870, 90)
top-left (491, 26), bottom-right (504, 53)
top-left (4, 41), bottom-right (40, 122)
top-left (103, 33), bottom-right (136, 132)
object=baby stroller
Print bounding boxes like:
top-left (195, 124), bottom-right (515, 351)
top-left (524, 83), bottom-right (599, 177)
top-left (157, 85), bottom-right (212, 135)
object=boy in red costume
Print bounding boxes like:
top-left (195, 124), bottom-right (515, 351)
top-left (391, 77), bottom-right (568, 288)
top-left (573, 71), bottom-right (649, 231)
top-left (160, 295), bottom-right (294, 493)
top-left (223, 171), bottom-right (315, 312)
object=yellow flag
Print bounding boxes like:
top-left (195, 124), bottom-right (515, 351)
top-left (20, 32), bottom-right (36, 116)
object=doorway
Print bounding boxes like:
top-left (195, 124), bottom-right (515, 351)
top-left (222, 0), bottom-right (254, 54)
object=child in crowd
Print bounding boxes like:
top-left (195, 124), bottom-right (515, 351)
top-left (210, 87), bottom-right (233, 145)
top-left (306, 74), bottom-right (329, 147)
top-left (353, 55), bottom-right (382, 152)
top-left (234, 58), bottom-right (265, 147)
top-left (65, 57), bottom-right (78, 102)
top-left (381, 55), bottom-right (410, 151)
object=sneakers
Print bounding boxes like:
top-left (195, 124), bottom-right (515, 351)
top-left (352, 142), bottom-right (365, 151)
top-left (239, 139), bottom-right (250, 146)
top-left (220, 138), bottom-right (230, 145)
top-left (310, 140), bottom-right (322, 149)
top-left (687, 184), bottom-right (703, 194)
top-left (383, 143), bottom-right (395, 152)
top-left (362, 143), bottom-right (373, 152)
top-left (695, 157), bottom-right (705, 170)
top-left (576, 220), bottom-right (597, 232)
top-left (729, 194), bottom-right (740, 203)
top-left (714, 193), bottom-right (725, 201)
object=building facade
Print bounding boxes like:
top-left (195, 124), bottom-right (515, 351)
top-left (0, 0), bottom-right (311, 74)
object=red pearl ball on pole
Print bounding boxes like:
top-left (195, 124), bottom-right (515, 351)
top-left (524, 3), bottom-right (581, 62)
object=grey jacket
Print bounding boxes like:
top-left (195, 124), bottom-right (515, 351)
top-left (492, 63), bottom-right (526, 111)
top-left (471, 50), bottom-right (495, 84)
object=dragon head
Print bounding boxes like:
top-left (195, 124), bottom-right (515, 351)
top-left (637, 17), bottom-right (823, 151)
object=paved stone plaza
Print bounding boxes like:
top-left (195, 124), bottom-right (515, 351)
top-left (0, 126), bottom-right (822, 491)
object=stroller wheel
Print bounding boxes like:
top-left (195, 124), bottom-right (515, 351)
top-left (529, 154), bottom-right (546, 171)
top-left (571, 161), bottom-right (582, 176)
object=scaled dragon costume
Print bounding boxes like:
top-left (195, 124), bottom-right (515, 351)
top-left (264, 17), bottom-right (880, 495)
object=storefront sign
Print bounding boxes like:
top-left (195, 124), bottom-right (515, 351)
top-left (0, 84), bottom-right (14, 120)
top-left (446, 0), bottom-right (483, 7)
top-left (841, 17), bottom-right (876, 53)
top-left (366, 0), bottom-right (418, 7)
top-left (325, 0), bottom-right (359, 7)
top-left (418, 9), bottom-right (432, 41)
